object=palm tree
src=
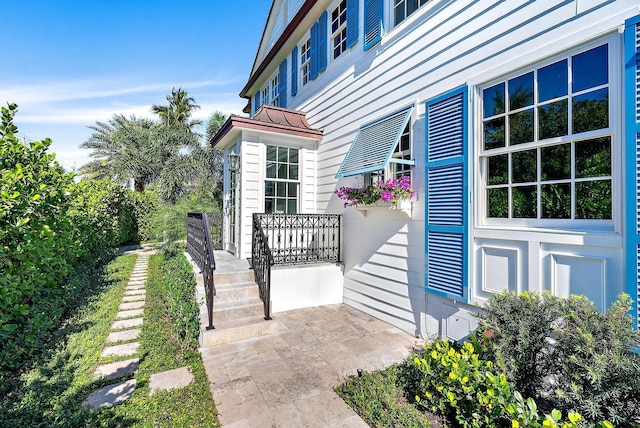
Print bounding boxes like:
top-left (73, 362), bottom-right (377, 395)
top-left (151, 87), bottom-right (202, 131)
top-left (79, 115), bottom-right (159, 191)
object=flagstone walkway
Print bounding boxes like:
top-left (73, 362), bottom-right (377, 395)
top-left (83, 247), bottom-right (194, 409)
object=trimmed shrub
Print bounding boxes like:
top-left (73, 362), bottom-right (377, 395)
top-left (0, 103), bottom-right (76, 339)
top-left (478, 291), bottom-right (640, 426)
top-left (161, 251), bottom-right (200, 358)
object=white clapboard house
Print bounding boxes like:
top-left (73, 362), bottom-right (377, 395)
top-left (210, 0), bottom-right (640, 340)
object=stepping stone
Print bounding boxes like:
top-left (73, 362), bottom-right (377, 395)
top-left (101, 342), bottom-right (140, 357)
top-left (116, 309), bottom-right (144, 319)
top-left (107, 328), bottom-right (141, 343)
top-left (122, 294), bottom-right (145, 303)
top-left (126, 284), bottom-right (145, 290)
top-left (120, 301), bottom-right (145, 311)
top-left (149, 366), bottom-right (194, 395)
top-left (111, 318), bottom-right (143, 330)
top-left (95, 358), bottom-right (139, 380)
top-left (128, 280), bottom-right (146, 286)
top-left (125, 289), bottom-right (146, 296)
top-left (82, 379), bottom-right (137, 408)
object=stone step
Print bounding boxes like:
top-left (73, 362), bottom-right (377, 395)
top-left (116, 309), bottom-right (144, 319)
top-left (203, 298), bottom-right (265, 323)
top-left (111, 318), bottom-right (143, 330)
top-left (125, 289), bottom-right (146, 296)
top-left (101, 342), bottom-right (140, 357)
top-left (212, 270), bottom-right (255, 286)
top-left (94, 358), bottom-right (139, 380)
top-left (83, 379), bottom-right (137, 408)
top-left (199, 317), bottom-right (286, 347)
top-left (119, 301), bottom-right (145, 311)
top-left (212, 282), bottom-right (260, 303)
top-left (122, 294), bottom-right (145, 303)
top-left (107, 328), bottom-right (141, 343)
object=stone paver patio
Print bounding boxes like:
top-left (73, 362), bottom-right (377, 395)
top-left (200, 304), bottom-right (421, 427)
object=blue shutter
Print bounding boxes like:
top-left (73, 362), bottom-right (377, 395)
top-left (346, 0), bottom-right (359, 48)
top-left (363, 0), bottom-right (382, 51)
top-left (253, 92), bottom-right (261, 115)
top-left (625, 14), bottom-right (640, 329)
top-left (425, 87), bottom-right (469, 302)
top-left (278, 59), bottom-right (287, 108)
top-left (310, 21), bottom-right (318, 80)
top-left (317, 11), bottom-right (328, 74)
top-left (291, 46), bottom-right (298, 96)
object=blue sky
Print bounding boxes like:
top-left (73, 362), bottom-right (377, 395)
top-left (3, 0), bottom-right (273, 172)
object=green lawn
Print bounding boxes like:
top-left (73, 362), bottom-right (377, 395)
top-left (0, 253), bottom-right (218, 427)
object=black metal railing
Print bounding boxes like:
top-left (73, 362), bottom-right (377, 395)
top-left (252, 213), bottom-right (274, 320)
top-left (186, 212), bottom-right (216, 330)
top-left (206, 211), bottom-right (223, 250)
top-left (253, 213), bottom-right (341, 266)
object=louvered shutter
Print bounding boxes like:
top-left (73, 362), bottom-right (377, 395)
top-left (425, 87), bottom-right (469, 301)
top-left (291, 46), bottom-right (298, 96)
top-left (346, 0), bottom-right (358, 48)
top-left (363, 0), bottom-right (382, 51)
top-left (310, 21), bottom-right (318, 80)
top-left (253, 92), bottom-right (261, 115)
top-left (625, 15), bottom-right (640, 328)
top-left (336, 106), bottom-right (413, 178)
top-left (317, 11), bottom-right (328, 74)
top-left (278, 59), bottom-right (287, 108)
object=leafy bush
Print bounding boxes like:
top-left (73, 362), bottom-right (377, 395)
top-left (161, 251), bottom-right (200, 358)
top-left (0, 103), bottom-right (76, 339)
top-left (70, 179), bottom-right (140, 257)
top-left (132, 189), bottom-right (160, 242)
top-left (478, 291), bottom-right (640, 426)
top-left (407, 337), bottom-right (606, 428)
top-left (0, 104), bottom-right (149, 371)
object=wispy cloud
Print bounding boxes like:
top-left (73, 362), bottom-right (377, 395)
top-left (0, 76), bottom-right (241, 105)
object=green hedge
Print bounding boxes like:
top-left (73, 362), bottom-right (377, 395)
top-left (160, 247), bottom-right (200, 358)
top-left (0, 104), bottom-right (158, 371)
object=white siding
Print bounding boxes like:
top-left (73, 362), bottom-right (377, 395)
top-left (283, 0), bottom-right (638, 337)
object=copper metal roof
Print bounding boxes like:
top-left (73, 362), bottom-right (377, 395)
top-left (210, 105), bottom-right (323, 147)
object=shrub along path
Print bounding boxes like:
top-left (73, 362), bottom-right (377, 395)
top-left (82, 250), bottom-right (194, 408)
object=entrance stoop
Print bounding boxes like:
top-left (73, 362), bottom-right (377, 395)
top-left (190, 252), bottom-right (286, 348)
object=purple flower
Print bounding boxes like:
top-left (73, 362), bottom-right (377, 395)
top-left (381, 190), bottom-right (394, 202)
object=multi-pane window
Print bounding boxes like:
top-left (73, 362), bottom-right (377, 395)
top-left (261, 85), bottom-right (270, 107)
top-left (392, 122), bottom-right (411, 178)
top-left (394, 0), bottom-right (431, 26)
top-left (300, 38), bottom-right (311, 86)
top-left (265, 146), bottom-right (299, 213)
top-left (365, 122), bottom-right (412, 184)
top-left (482, 44), bottom-right (611, 221)
top-left (270, 74), bottom-right (279, 106)
top-left (331, 0), bottom-right (347, 60)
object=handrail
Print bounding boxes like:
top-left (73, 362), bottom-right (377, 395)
top-left (252, 213), bottom-right (274, 320)
top-left (186, 212), bottom-right (216, 330)
top-left (253, 213), bottom-right (341, 265)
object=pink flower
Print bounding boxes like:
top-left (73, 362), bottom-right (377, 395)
top-left (381, 190), bottom-right (394, 202)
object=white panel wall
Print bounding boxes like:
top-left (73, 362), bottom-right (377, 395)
top-left (271, 264), bottom-right (343, 313)
top-left (280, 0), bottom-right (639, 338)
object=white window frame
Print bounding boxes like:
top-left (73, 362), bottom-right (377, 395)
top-left (299, 37), bottom-right (311, 87)
top-left (330, 0), bottom-right (347, 60)
top-left (270, 73), bottom-right (279, 106)
top-left (476, 35), bottom-right (621, 232)
top-left (264, 145), bottom-right (300, 214)
top-left (390, 0), bottom-right (433, 29)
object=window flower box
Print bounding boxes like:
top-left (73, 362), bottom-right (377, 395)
top-left (355, 197), bottom-right (412, 216)
top-left (334, 176), bottom-right (414, 216)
